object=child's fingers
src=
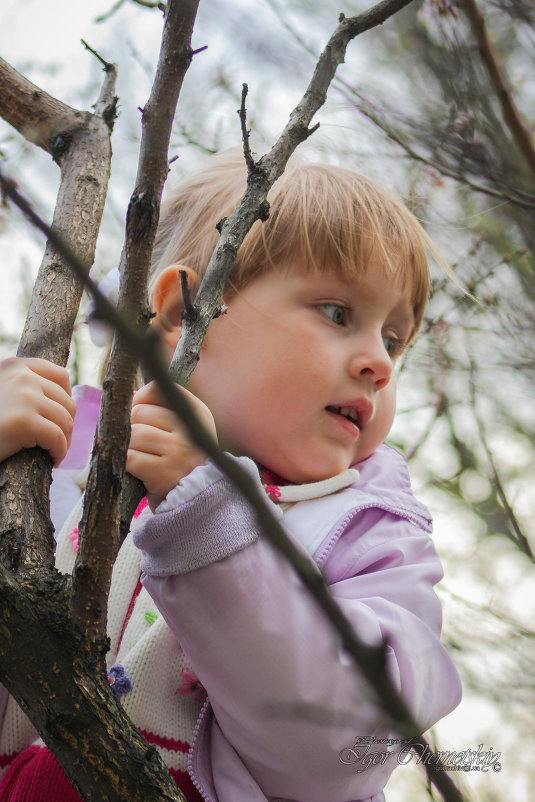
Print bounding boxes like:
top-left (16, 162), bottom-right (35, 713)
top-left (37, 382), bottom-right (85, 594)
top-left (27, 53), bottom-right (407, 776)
top-left (1, 357), bottom-right (76, 418)
top-left (132, 382), bottom-right (217, 441)
top-left (125, 447), bottom-right (161, 478)
top-left (130, 402), bottom-right (176, 433)
top-left (36, 375), bottom-right (77, 420)
top-left (131, 391), bottom-right (217, 444)
top-left (20, 358), bottom-right (73, 398)
top-left (0, 357), bottom-right (76, 465)
top-left (131, 380), bottom-right (165, 408)
top-left (18, 380), bottom-right (76, 461)
top-left (127, 381), bottom-right (217, 507)
top-left (128, 423), bottom-right (174, 457)
top-left (19, 411), bottom-right (71, 466)
top-left (37, 395), bottom-right (76, 442)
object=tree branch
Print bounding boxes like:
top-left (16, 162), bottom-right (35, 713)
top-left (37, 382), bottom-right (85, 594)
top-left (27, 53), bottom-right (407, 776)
top-left (0, 72), bottom-right (183, 802)
top-left (0, 60), bottom-right (116, 576)
top-left (0, 158), bottom-right (187, 802)
top-left (0, 59), bottom-right (82, 151)
top-left (238, 83), bottom-right (255, 171)
top-left (0, 4), bottom-right (197, 794)
top-left (72, 0), bottom-right (200, 642)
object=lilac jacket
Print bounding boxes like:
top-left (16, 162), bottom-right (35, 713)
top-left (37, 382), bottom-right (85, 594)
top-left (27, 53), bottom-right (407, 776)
top-left (133, 446), bottom-right (462, 802)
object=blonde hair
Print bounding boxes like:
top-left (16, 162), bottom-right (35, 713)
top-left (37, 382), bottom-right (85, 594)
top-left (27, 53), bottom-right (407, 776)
top-left (151, 149), bottom-right (446, 339)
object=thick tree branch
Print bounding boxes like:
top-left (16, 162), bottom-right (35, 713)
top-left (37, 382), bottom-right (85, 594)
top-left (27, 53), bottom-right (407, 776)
top-left (0, 60), bottom-right (116, 577)
top-left (0, 59), bottom-right (84, 151)
top-left (0, 141), bottom-right (188, 802)
top-left (0, 81), bottom-right (181, 802)
top-left (0, 562), bottom-right (182, 802)
top-left (72, 0), bottom-right (200, 644)
top-left (462, 0), bottom-right (535, 179)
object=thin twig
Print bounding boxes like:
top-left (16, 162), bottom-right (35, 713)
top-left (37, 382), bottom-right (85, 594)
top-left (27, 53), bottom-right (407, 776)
top-left (179, 269), bottom-right (197, 321)
top-left (81, 39), bottom-right (114, 71)
top-left (94, 0), bottom-right (127, 23)
top-left (131, 0), bottom-right (167, 9)
top-left (95, 0), bottom-right (166, 22)
top-left (238, 83), bottom-right (255, 171)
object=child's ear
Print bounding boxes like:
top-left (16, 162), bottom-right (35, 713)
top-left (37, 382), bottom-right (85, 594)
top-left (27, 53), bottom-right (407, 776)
top-left (151, 265), bottom-right (199, 349)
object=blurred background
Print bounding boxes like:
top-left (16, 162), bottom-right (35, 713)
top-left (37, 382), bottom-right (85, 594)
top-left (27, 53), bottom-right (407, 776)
top-left (1, 1), bottom-right (533, 799)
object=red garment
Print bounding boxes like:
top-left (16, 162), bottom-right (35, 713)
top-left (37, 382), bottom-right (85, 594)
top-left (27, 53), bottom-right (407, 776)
top-left (0, 743), bottom-right (203, 802)
top-left (0, 746), bottom-right (80, 802)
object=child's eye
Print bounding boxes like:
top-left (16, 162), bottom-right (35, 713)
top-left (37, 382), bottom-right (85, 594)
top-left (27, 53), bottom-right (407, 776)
top-left (318, 303), bottom-right (347, 325)
top-left (383, 335), bottom-right (405, 358)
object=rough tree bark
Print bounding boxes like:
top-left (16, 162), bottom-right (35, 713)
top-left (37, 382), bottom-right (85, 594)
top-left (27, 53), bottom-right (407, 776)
top-left (0, 54), bottom-right (116, 575)
top-left (0, 1), bottom-right (466, 801)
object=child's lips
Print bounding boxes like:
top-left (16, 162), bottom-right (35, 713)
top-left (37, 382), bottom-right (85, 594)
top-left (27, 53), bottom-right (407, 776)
top-left (326, 408), bottom-right (361, 440)
top-left (325, 398), bottom-right (373, 430)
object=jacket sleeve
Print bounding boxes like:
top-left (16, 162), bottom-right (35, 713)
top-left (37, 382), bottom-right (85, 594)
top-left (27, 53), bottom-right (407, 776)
top-left (133, 456), bottom-right (462, 802)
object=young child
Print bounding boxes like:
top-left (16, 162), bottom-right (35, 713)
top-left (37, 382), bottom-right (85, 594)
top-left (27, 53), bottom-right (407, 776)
top-left (0, 150), bottom-right (462, 802)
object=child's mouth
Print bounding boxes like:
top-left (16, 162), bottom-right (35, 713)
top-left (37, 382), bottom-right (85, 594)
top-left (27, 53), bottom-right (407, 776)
top-left (326, 405), bottom-right (360, 429)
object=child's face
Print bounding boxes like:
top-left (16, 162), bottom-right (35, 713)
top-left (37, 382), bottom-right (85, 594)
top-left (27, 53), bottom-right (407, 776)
top-left (187, 255), bottom-right (415, 483)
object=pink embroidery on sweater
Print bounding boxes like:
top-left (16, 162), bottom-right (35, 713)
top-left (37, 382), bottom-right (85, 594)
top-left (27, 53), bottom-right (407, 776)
top-left (263, 484), bottom-right (281, 502)
top-left (259, 466), bottom-right (292, 503)
top-left (67, 527), bottom-right (79, 552)
top-left (175, 669), bottom-right (206, 701)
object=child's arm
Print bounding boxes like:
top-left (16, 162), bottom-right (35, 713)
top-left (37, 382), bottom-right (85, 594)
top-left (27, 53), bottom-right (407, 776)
top-left (0, 358), bottom-right (76, 466)
top-left (126, 381), bottom-right (217, 511)
top-left (133, 455), bottom-right (462, 801)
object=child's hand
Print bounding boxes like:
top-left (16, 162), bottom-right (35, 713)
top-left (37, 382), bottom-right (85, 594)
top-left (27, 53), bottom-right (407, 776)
top-left (127, 381), bottom-right (217, 511)
top-left (0, 357), bottom-right (76, 466)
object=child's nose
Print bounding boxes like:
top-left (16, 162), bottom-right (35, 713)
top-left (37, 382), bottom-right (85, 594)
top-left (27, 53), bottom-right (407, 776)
top-left (347, 337), bottom-right (392, 389)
